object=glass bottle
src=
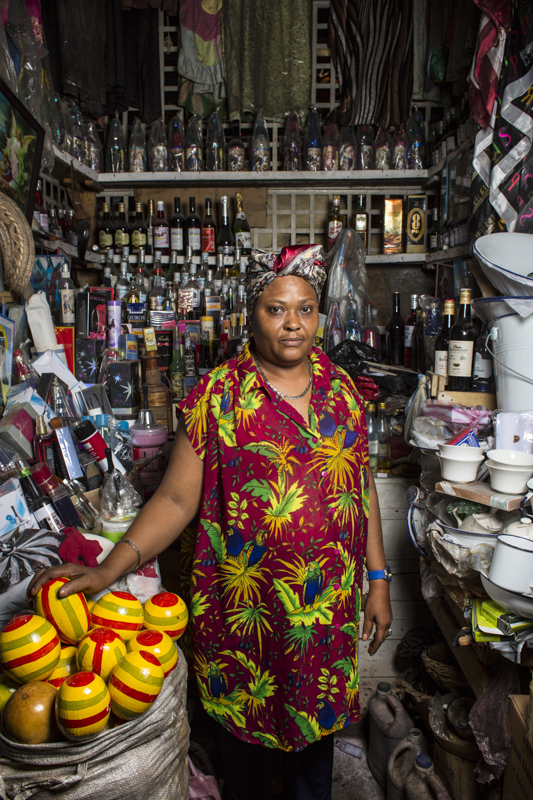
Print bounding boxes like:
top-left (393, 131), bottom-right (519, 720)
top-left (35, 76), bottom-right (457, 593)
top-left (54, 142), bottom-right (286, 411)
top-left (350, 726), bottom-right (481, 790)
top-left (366, 403), bottom-right (379, 475)
top-left (357, 125), bottom-right (375, 170)
top-left (170, 197), bottom-right (186, 264)
top-left (106, 112), bottom-right (125, 173)
top-left (126, 266), bottom-right (147, 304)
top-left (148, 119), bottom-right (169, 171)
top-left (473, 322), bottom-right (495, 393)
top-left (149, 268), bottom-right (165, 311)
top-left (322, 121), bottom-right (339, 170)
top-left (392, 127), bottom-right (409, 170)
top-left (185, 262), bottom-right (202, 320)
top-left (186, 114), bottom-right (203, 171)
top-left (324, 301), bottom-right (344, 353)
top-left (345, 296), bottom-right (362, 341)
top-left (363, 301), bottom-right (380, 351)
top-left (198, 332), bottom-right (213, 376)
top-left (131, 203), bottom-right (147, 251)
top-left (227, 119), bottom-right (245, 171)
top-left (85, 120), bottom-right (104, 173)
top-left (13, 348), bottom-right (39, 387)
top-left (49, 208), bottom-right (62, 238)
top-left (412, 309), bottom-right (428, 374)
top-left (434, 299), bottom-right (455, 384)
top-left (169, 327), bottom-right (184, 400)
top-left (34, 416), bottom-right (56, 473)
top-left (18, 465), bottom-right (64, 532)
top-left (429, 208), bottom-right (439, 252)
top-left (128, 117), bottom-right (146, 172)
top-left (183, 332), bottom-right (197, 377)
top-left (115, 260), bottom-right (130, 302)
top-left (180, 246), bottom-right (193, 288)
top-left (114, 202), bottom-right (130, 250)
top-left (233, 192), bottom-right (252, 255)
top-left (404, 294), bottom-right (419, 368)
top-left (146, 198), bottom-right (155, 256)
top-left (339, 126), bottom-right (356, 170)
top-left (304, 107), bottom-right (322, 171)
top-left (206, 109), bottom-right (224, 171)
top-left (447, 289), bottom-right (477, 391)
top-left (99, 202), bottom-right (114, 250)
top-left (374, 127), bottom-right (391, 171)
top-left (251, 112), bottom-right (270, 171)
top-left (217, 195), bottom-right (235, 266)
top-left (202, 198), bottom-right (217, 266)
top-left (168, 113), bottom-right (185, 172)
top-left (213, 253), bottom-right (224, 295)
top-left (154, 200), bottom-right (170, 257)
top-left (385, 292), bottom-right (405, 366)
top-left (327, 195), bottom-right (343, 252)
top-left (197, 252), bottom-right (208, 295)
top-left (283, 111), bottom-right (301, 171)
top-left (377, 403), bottom-right (391, 472)
top-left (186, 197), bottom-right (202, 262)
top-left (352, 195), bottom-right (369, 249)
top-left (103, 249), bottom-right (117, 289)
top-left (58, 263), bottom-right (76, 326)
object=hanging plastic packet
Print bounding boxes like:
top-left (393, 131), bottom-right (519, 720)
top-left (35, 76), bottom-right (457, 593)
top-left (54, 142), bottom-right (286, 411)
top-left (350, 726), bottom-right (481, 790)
top-left (148, 118), bottom-right (168, 172)
top-left (374, 127), bottom-right (391, 170)
top-left (339, 126), bottom-right (356, 170)
top-left (109, 417), bottom-right (134, 473)
top-left (322, 121), bottom-right (339, 170)
top-left (304, 107), bottom-right (322, 171)
top-left (106, 112), bottom-right (126, 173)
top-left (206, 110), bottom-right (224, 171)
top-left (283, 111), bottom-right (301, 171)
top-left (186, 114), bottom-right (203, 171)
top-left (324, 229), bottom-right (371, 325)
top-left (101, 447), bottom-right (141, 518)
top-left (85, 121), bottom-right (104, 173)
top-left (251, 111), bottom-right (270, 171)
top-left (129, 117), bottom-right (146, 172)
top-left (168, 114), bottom-right (185, 171)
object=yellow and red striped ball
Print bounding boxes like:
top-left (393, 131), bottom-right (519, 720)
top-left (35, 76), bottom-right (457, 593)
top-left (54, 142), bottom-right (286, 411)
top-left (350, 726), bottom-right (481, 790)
top-left (46, 646), bottom-right (78, 688)
top-left (86, 599), bottom-right (95, 615)
top-left (0, 614), bottom-right (61, 684)
top-left (91, 592), bottom-right (144, 642)
top-left (56, 671), bottom-right (110, 740)
top-left (77, 627), bottom-right (127, 683)
top-left (127, 630), bottom-right (177, 677)
top-left (143, 593), bottom-right (188, 641)
top-left (35, 578), bottom-right (91, 645)
top-left (109, 650), bottom-right (164, 720)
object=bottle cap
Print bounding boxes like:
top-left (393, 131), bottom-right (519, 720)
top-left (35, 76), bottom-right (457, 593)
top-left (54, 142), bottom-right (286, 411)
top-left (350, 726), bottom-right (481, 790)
top-left (416, 755), bottom-right (433, 770)
top-left (459, 288), bottom-right (472, 303)
top-left (443, 300), bottom-right (455, 314)
top-left (368, 403), bottom-right (376, 411)
top-left (378, 403), bottom-right (386, 409)
top-left (157, 200), bottom-right (164, 210)
top-left (118, 202), bottom-right (125, 212)
top-left (103, 203), bottom-right (110, 212)
top-left (30, 462), bottom-right (59, 489)
top-left (35, 415), bottom-right (48, 436)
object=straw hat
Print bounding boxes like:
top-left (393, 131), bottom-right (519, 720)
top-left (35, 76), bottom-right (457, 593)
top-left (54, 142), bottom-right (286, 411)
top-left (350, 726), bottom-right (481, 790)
top-left (0, 192), bottom-right (34, 299)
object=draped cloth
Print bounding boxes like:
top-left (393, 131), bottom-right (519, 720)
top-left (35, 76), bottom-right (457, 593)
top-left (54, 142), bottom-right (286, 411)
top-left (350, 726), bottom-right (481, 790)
top-left (177, 0), bottom-right (225, 114)
top-left (327, 0), bottom-right (413, 127)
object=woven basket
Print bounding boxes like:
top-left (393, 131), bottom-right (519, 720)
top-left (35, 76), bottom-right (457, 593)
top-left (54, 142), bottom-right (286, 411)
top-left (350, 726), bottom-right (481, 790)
top-left (0, 192), bottom-right (34, 299)
top-left (421, 642), bottom-right (470, 692)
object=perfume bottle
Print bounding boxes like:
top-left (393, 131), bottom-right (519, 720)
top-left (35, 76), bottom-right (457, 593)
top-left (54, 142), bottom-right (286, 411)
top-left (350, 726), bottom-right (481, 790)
top-left (33, 416), bottom-right (56, 474)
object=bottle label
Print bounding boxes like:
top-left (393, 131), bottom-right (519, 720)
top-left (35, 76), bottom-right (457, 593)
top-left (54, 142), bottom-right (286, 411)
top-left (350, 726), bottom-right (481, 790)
top-left (327, 220), bottom-right (343, 249)
top-left (340, 144), bottom-right (355, 170)
top-left (213, 279), bottom-right (223, 294)
top-left (132, 230), bottom-right (147, 248)
top-left (228, 146), bottom-right (244, 171)
top-left (99, 231), bottom-right (113, 248)
top-left (447, 341), bottom-right (474, 377)
top-left (170, 369), bottom-right (184, 398)
top-left (188, 227), bottom-right (201, 251)
top-left (171, 228), bottom-right (184, 252)
top-left (170, 146), bottom-right (184, 172)
top-left (154, 224), bottom-right (169, 248)
top-left (191, 288), bottom-right (201, 309)
top-left (306, 147), bottom-right (322, 171)
top-left (369, 438), bottom-right (379, 456)
top-left (236, 231), bottom-right (252, 250)
top-left (474, 353), bottom-right (493, 379)
top-left (186, 145), bottom-right (202, 171)
top-left (404, 325), bottom-right (415, 347)
top-left (430, 234), bottom-right (438, 250)
top-left (114, 229), bottom-right (125, 247)
top-left (434, 349), bottom-right (448, 376)
top-left (60, 289), bottom-right (75, 324)
top-left (116, 285), bottom-right (129, 301)
top-left (40, 212), bottom-right (49, 231)
top-left (360, 145), bottom-right (374, 169)
top-left (323, 145), bottom-right (339, 170)
top-left (375, 146), bottom-right (390, 170)
top-left (33, 503), bottom-right (64, 532)
top-left (253, 146), bottom-right (269, 171)
top-left (354, 213), bottom-right (367, 233)
top-left (223, 255), bottom-right (233, 267)
top-left (202, 227), bottom-right (215, 252)
top-left (180, 271), bottom-right (190, 286)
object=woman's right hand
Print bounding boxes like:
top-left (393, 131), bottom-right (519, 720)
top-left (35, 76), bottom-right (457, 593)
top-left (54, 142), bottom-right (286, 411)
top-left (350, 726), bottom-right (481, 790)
top-left (26, 562), bottom-right (113, 603)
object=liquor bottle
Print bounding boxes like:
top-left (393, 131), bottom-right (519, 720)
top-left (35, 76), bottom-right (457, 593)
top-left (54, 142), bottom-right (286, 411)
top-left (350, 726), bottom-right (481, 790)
top-left (322, 121), bottom-right (339, 170)
top-left (114, 202), bottom-right (130, 250)
top-left (49, 208), bottom-right (62, 238)
top-left (170, 197), bottom-right (186, 264)
top-left (185, 262), bottom-right (201, 320)
top-left (227, 119), bottom-right (245, 171)
top-left (204, 268), bottom-right (215, 312)
top-left (98, 203), bottom-right (113, 251)
top-left (392, 127), bottom-right (409, 170)
top-left (217, 195), bottom-right (235, 266)
top-left (403, 294), bottom-right (419, 368)
top-left (183, 332), bottom-right (197, 377)
top-left (377, 403), bottom-right (391, 471)
top-left (19, 464), bottom-right (64, 532)
top-left (186, 114), bottom-right (203, 171)
top-left (154, 249), bottom-right (164, 287)
top-left (34, 178), bottom-right (45, 228)
top-left (237, 255), bottom-right (247, 287)
top-left (412, 309), bottom-right (428, 374)
top-left (169, 328), bottom-right (184, 400)
top-left (324, 301), bottom-right (344, 353)
top-left (34, 416), bottom-right (56, 473)
top-left (434, 299), bottom-right (455, 383)
top-left (374, 127), bottom-right (392, 170)
top-left (327, 195), bottom-right (343, 252)
top-left (366, 403), bottom-right (379, 475)
top-left (202, 198), bottom-right (216, 266)
top-left (213, 253), bottom-right (224, 295)
top-left (145, 198), bottom-right (155, 256)
top-left (447, 289), bottom-right (477, 391)
top-left (139, 248), bottom-right (151, 292)
top-left (473, 323), bottom-right (495, 393)
top-left (352, 195), bottom-right (369, 249)
top-left (251, 112), bottom-right (270, 171)
top-left (429, 208), bottom-right (439, 252)
top-left (339, 126), bottom-right (356, 170)
top-left (149, 267), bottom-right (165, 311)
top-left (230, 246), bottom-right (241, 283)
top-left (131, 203), bottom-right (148, 251)
top-left (106, 112), bottom-right (125, 173)
top-left (283, 111), bottom-right (301, 171)
top-left (197, 252), bottom-right (208, 295)
top-left (128, 116), bottom-right (146, 172)
top-left (233, 192), bottom-right (252, 255)
top-left (66, 210), bottom-right (78, 248)
top-left (198, 333), bottom-right (213, 376)
top-left (363, 302), bottom-right (380, 351)
top-left (356, 125), bottom-right (375, 169)
top-left (115, 260), bottom-right (130, 302)
top-left (181, 246), bottom-right (193, 288)
top-left (206, 109), bottom-right (224, 171)
top-left (304, 107), bottom-right (322, 171)
top-left (126, 266), bottom-right (147, 304)
top-left (168, 113), bottom-right (185, 172)
top-left (385, 292), bottom-right (405, 366)
top-left (186, 197), bottom-right (202, 262)
top-left (153, 201), bottom-right (170, 257)
top-left (58, 263), bottom-right (76, 326)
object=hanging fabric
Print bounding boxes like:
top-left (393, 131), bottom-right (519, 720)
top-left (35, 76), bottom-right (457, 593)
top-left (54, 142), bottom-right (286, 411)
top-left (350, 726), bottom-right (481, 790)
top-left (177, 0), bottom-right (225, 117)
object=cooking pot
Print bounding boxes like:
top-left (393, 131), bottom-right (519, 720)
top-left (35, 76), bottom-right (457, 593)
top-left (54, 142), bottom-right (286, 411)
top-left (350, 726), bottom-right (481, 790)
top-left (488, 534), bottom-right (533, 597)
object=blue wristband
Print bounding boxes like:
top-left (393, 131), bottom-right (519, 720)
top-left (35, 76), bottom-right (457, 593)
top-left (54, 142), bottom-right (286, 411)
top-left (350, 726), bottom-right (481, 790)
top-left (367, 566), bottom-right (392, 583)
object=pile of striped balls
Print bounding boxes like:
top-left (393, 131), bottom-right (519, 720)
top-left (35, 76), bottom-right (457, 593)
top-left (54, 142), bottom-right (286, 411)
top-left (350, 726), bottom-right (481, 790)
top-left (0, 579), bottom-right (188, 740)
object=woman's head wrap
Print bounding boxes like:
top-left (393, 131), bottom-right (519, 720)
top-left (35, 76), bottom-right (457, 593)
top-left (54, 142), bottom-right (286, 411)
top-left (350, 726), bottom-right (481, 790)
top-left (245, 244), bottom-right (327, 319)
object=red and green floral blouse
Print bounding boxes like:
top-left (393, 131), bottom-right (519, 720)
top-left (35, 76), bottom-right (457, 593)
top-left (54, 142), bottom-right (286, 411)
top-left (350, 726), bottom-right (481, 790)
top-left (178, 342), bottom-right (369, 751)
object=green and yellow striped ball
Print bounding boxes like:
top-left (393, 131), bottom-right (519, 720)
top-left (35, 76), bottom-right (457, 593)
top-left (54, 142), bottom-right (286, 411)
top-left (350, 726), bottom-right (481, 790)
top-left (109, 650), bottom-right (164, 720)
top-left (35, 578), bottom-right (91, 645)
top-left (56, 671), bottom-right (111, 740)
top-left (90, 592), bottom-right (144, 642)
top-left (127, 630), bottom-right (178, 677)
top-left (77, 627), bottom-right (127, 683)
top-left (46, 646), bottom-right (78, 688)
top-left (0, 614), bottom-right (61, 684)
top-left (143, 592), bottom-right (188, 641)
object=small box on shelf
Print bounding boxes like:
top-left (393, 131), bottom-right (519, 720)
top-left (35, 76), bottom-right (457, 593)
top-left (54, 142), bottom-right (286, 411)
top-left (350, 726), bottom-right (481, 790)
top-left (438, 390), bottom-right (497, 411)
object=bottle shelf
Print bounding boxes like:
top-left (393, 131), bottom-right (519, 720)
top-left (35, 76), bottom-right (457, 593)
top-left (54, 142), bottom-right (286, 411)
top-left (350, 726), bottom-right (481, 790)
top-left (366, 253), bottom-right (427, 264)
top-left (425, 244), bottom-right (470, 264)
top-left (48, 146), bottom-right (100, 185)
top-left (33, 233), bottom-right (105, 267)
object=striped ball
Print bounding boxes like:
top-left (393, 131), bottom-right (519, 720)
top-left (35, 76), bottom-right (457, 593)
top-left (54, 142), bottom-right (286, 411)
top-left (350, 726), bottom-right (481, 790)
top-left (143, 593), bottom-right (188, 641)
top-left (77, 627), bottom-right (127, 683)
top-left (86, 599), bottom-right (95, 615)
top-left (109, 651), bottom-right (164, 721)
top-left (91, 592), bottom-right (144, 642)
top-left (46, 646), bottom-right (78, 688)
top-left (0, 614), bottom-right (61, 684)
top-left (127, 630), bottom-right (178, 677)
top-left (35, 578), bottom-right (91, 645)
top-left (56, 671), bottom-right (111, 740)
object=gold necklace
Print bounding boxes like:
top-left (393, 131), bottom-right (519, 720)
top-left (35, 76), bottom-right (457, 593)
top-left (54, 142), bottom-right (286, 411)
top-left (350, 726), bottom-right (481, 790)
top-left (253, 354), bottom-right (313, 400)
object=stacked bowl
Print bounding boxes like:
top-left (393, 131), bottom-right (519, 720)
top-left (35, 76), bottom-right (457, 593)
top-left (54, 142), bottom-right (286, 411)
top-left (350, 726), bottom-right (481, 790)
top-left (486, 450), bottom-right (533, 495)
top-left (436, 444), bottom-right (485, 484)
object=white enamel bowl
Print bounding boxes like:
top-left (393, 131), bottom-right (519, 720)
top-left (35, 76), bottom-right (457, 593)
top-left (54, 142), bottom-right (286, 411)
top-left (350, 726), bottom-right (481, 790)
top-left (438, 445), bottom-right (485, 461)
top-left (481, 574), bottom-right (533, 619)
top-left (487, 449), bottom-right (533, 469)
top-left (437, 453), bottom-right (484, 484)
top-left (488, 463), bottom-right (533, 495)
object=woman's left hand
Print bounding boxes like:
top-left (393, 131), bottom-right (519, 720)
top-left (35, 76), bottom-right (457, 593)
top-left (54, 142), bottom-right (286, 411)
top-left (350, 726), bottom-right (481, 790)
top-left (361, 582), bottom-right (393, 655)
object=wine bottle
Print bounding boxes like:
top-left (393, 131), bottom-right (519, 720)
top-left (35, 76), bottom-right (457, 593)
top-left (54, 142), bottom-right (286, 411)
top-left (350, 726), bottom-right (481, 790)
top-left (217, 195), bottom-right (235, 266)
top-left (131, 203), bottom-right (147, 251)
top-left (472, 323), bottom-right (495, 393)
top-left (251, 112), bottom-right (270, 171)
top-left (99, 202), bottom-right (114, 251)
top-left (363, 302), bottom-right (380, 350)
top-left (304, 107), bottom-right (322, 171)
top-left (227, 119), bottom-right (245, 171)
top-left (146, 199), bottom-right (155, 256)
top-left (403, 294), bottom-right (419, 368)
top-left (352, 195), bottom-right (369, 249)
top-left (327, 195), bottom-right (343, 252)
top-left (385, 292), bottom-right (405, 366)
top-left (113, 202), bottom-right (130, 250)
top-left (58, 264), bottom-right (76, 326)
top-left (429, 208), bottom-right (439, 252)
top-left (434, 299), bottom-right (455, 383)
top-left (202, 198), bottom-right (217, 266)
top-left (412, 308), bottom-right (428, 374)
top-left (233, 192), bottom-right (252, 255)
top-left (186, 197), bottom-right (202, 263)
top-left (447, 289), bottom-right (477, 391)
top-left (170, 197), bottom-right (186, 264)
top-left (153, 201), bottom-right (170, 257)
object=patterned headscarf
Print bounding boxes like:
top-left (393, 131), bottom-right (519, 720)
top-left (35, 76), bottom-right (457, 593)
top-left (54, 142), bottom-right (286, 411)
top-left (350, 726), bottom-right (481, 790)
top-left (245, 244), bottom-right (327, 319)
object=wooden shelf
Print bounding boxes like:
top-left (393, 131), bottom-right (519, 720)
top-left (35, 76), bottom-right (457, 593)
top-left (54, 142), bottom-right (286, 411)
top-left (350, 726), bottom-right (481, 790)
top-left (47, 146), bottom-right (100, 185)
top-left (426, 244), bottom-right (471, 264)
top-left (366, 253), bottom-right (427, 264)
top-left (33, 234), bottom-right (104, 267)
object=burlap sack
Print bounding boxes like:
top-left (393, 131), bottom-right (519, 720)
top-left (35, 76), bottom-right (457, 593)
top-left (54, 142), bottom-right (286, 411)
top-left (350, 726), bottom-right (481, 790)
top-left (0, 646), bottom-right (189, 800)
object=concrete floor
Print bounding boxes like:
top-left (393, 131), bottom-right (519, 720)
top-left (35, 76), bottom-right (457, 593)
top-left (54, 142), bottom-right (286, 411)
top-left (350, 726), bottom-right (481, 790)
top-left (333, 723), bottom-right (385, 800)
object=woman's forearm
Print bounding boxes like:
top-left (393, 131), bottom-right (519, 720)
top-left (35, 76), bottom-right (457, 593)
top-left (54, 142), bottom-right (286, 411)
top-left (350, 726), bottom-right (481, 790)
top-left (366, 470), bottom-right (387, 571)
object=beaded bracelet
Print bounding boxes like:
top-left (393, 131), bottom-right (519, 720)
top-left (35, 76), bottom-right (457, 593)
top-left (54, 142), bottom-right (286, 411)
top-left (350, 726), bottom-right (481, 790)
top-left (116, 539), bottom-right (142, 572)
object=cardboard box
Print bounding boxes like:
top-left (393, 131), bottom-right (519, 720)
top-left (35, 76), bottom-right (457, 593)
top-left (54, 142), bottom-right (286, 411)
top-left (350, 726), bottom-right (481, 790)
top-left (75, 339), bottom-right (105, 384)
top-left (0, 478), bottom-right (35, 536)
top-left (76, 289), bottom-right (108, 340)
top-left (504, 695), bottom-right (533, 800)
top-left (433, 740), bottom-right (477, 800)
top-left (383, 198), bottom-right (403, 254)
top-left (406, 194), bottom-right (426, 253)
top-left (0, 406), bottom-right (34, 460)
top-left (108, 360), bottom-right (141, 417)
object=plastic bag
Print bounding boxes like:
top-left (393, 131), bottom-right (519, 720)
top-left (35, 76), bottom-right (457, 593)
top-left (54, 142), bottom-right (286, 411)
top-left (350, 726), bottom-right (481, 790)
top-left (101, 466), bottom-right (141, 518)
top-left (324, 228), bottom-right (371, 325)
top-left (328, 339), bottom-right (380, 380)
top-left (106, 112), bottom-right (125, 174)
top-left (148, 118), bottom-right (169, 172)
top-left (186, 114), bottom-right (203, 171)
top-left (0, 527), bottom-right (63, 591)
top-left (85, 121), bottom-right (104, 173)
top-left (494, 410), bottom-right (533, 453)
top-left (0, 17), bottom-right (16, 91)
top-left (129, 116), bottom-right (146, 173)
top-left (404, 374), bottom-right (428, 444)
top-left (168, 114), bottom-right (185, 172)
top-left (420, 400), bottom-right (491, 432)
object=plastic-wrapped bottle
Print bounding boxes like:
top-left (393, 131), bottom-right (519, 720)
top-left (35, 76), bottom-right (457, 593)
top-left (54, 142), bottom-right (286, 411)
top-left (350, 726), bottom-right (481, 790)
top-left (168, 113), bottom-right (185, 172)
top-left (206, 110), bottom-right (224, 171)
top-left (304, 107), bottom-right (322, 171)
top-left (251, 112), bottom-right (270, 171)
top-left (362, 301), bottom-right (380, 351)
top-left (69, 103), bottom-right (86, 162)
top-left (59, 97), bottom-right (74, 155)
top-left (356, 125), bottom-right (375, 170)
top-left (128, 117), bottom-right (146, 173)
top-left (366, 403), bottom-right (378, 474)
top-left (344, 296), bottom-right (362, 341)
top-left (106, 112), bottom-right (126, 173)
top-left (339, 126), bottom-right (356, 170)
top-left (85, 121), bottom-right (104, 173)
top-left (324, 301), bottom-right (344, 353)
top-left (407, 107), bottom-right (426, 170)
top-left (148, 118), bottom-right (168, 172)
top-left (392, 127), bottom-right (409, 170)
top-left (374, 127), bottom-right (392, 170)
top-left (283, 111), bottom-right (301, 171)
top-left (186, 114), bottom-right (203, 171)
top-left (322, 121), bottom-right (339, 170)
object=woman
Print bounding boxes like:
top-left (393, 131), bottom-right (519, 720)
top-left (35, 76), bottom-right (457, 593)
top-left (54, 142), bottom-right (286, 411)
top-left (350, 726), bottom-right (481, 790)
top-left (28, 244), bottom-right (392, 800)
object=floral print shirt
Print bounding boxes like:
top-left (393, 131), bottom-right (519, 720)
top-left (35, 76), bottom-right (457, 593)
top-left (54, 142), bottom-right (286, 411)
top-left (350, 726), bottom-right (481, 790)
top-left (178, 342), bottom-right (369, 751)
